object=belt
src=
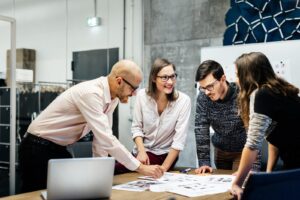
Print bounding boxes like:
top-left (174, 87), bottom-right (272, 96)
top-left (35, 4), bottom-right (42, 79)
top-left (23, 132), bottom-right (66, 150)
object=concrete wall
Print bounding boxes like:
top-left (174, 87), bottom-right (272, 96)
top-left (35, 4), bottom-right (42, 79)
top-left (143, 0), bottom-right (230, 167)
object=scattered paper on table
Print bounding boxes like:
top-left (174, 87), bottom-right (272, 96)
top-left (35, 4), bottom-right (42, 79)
top-left (112, 180), bottom-right (164, 192)
top-left (113, 172), bottom-right (234, 197)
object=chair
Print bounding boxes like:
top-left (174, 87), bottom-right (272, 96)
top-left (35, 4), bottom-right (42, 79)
top-left (242, 168), bottom-right (300, 200)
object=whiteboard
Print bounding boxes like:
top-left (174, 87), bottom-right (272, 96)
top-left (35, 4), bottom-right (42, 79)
top-left (200, 40), bottom-right (300, 88)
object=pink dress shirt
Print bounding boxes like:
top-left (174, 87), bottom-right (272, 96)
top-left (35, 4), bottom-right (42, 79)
top-left (27, 77), bottom-right (140, 170)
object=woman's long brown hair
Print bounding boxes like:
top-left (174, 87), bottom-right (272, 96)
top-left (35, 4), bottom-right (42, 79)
top-left (235, 52), bottom-right (299, 127)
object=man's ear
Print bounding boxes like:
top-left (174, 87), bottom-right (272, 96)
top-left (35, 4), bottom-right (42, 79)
top-left (221, 74), bottom-right (226, 82)
top-left (116, 77), bottom-right (122, 85)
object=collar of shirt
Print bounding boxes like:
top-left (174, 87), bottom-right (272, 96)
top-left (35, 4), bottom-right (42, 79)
top-left (145, 90), bottom-right (176, 109)
top-left (100, 76), bottom-right (119, 113)
top-left (217, 81), bottom-right (234, 103)
top-left (100, 76), bottom-right (114, 105)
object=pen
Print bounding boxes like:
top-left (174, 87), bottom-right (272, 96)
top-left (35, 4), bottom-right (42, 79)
top-left (179, 168), bottom-right (191, 174)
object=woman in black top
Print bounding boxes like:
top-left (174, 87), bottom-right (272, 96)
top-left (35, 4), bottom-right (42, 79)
top-left (231, 52), bottom-right (300, 199)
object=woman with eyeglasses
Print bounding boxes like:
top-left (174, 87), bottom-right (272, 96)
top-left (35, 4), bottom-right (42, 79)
top-left (194, 60), bottom-right (261, 175)
top-left (231, 52), bottom-right (300, 199)
top-left (115, 58), bottom-right (191, 174)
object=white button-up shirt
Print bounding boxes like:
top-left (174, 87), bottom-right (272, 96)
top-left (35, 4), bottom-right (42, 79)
top-left (28, 77), bottom-right (140, 170)
top-left (132, 89), bottom-right (191, 155)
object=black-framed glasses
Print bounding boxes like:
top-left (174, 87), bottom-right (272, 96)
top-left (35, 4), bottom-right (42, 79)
top-left (156, 73), bottom-right (177, 82)
top-left (121, 77), bottom-right (139, 91)
top-left (199, 79), bottom-right (218, 92)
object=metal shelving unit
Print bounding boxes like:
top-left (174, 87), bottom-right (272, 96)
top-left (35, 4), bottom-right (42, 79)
top-left (0, 87), bottom-right (12, 169)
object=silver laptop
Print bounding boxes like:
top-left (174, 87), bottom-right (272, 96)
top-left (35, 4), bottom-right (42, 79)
top-left (41, 157), bottom-right (115, 200)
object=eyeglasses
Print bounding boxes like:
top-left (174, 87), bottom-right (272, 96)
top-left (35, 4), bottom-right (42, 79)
top-left (199, 79), bottom-right (218, 92)
top-left (156, 73), bottom-right (177, 82)
top-left (121, 77), bottom-right (139, 92)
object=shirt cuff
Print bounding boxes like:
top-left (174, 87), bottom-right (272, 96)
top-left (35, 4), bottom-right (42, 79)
top-left (125, 157), bottom-right (141, 171)
top-left (132, 131), bottom-right (144, 140)
top-left (198, 160), bottom-right (211, 167)
top-left (171, 141), bottom-right (185, 151)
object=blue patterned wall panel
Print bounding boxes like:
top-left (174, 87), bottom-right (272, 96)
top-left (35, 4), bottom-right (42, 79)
top-left (224, 0), bottom-right (300, 45)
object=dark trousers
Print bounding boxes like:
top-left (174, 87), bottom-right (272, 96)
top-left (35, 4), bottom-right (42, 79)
top-left (19, 133), bottom-right (72, 193)
top-left (214, 147), bottom-right (261, 171)
top-left (214, 148), bottom-right (242, 171)
top-left (114, 151), bottom-right (177, 174)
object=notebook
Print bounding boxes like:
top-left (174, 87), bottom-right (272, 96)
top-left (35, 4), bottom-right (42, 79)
top-left (41, 157), bottom-right (115, 200)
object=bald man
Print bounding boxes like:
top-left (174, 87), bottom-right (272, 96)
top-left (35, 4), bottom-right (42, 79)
top-left (19, 60), bottom-right (164, 193)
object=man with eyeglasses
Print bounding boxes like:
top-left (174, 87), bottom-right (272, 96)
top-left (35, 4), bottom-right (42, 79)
top-left (19, 60), bottom-right (164, 193)
top-left (194, 60), bottom-right (260, 174)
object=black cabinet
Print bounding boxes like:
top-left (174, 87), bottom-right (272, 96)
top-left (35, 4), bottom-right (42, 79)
top-left (0, 87), bottom-right (12, 165)
top-left (72, 48), bottom-right (119, 138)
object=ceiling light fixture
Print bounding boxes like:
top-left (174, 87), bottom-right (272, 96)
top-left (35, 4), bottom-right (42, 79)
top-left (87, 0), bottom-right (101, 27)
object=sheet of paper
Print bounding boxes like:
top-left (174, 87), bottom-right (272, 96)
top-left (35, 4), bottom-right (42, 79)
top-left (112, 180), bottom-right (164, 192)
top-left (40, 190), bottom-right (47, 200)
top-left (167, 175), bottom-right (233, 197)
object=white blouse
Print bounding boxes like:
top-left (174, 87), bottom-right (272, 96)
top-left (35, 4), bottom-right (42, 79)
top-left (132, 89), bottom-right (191, 155)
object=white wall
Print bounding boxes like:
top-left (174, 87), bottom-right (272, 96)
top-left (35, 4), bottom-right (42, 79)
top-left (118, 0), bottom-right (143, 150)
top-left (0, 0), bottom-right (126, 82)
top-left (201, 40), bottom-right (300, 88)
top-left (0, 0), bottom-right (144, 150)
top-left (0, 0), bottom-right (13, 78)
